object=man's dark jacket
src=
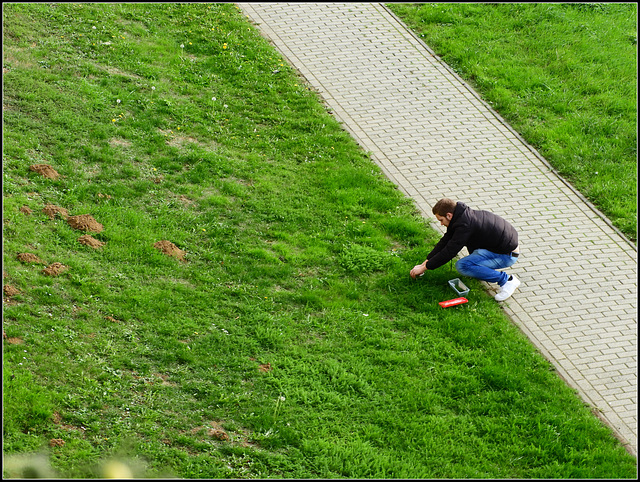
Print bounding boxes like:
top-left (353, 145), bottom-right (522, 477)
top-left (426, 202), bottom-right (518, 270)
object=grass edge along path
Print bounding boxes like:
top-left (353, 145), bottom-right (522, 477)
top-left (387, 2), bottom-right (637, 243)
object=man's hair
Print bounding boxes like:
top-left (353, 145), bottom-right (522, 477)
top-left (432, 198), bottom-right (457, 217)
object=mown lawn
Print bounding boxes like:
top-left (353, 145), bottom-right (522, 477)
top-left (3, 3), bottom-right (637, 478)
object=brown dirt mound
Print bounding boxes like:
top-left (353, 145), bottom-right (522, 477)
top-left (29, 164), bottom-right (60, 179)
top-left (154, 240), bottom-right (186, 261)
top-left (6, 337), bottom-right (24, 345)
top-left (42, 262), bottom-right (68, 276)
top-left (3, 285), bottom-right (20, 297)
top-left (67, 214), bottom-right (103, 233)
top-left (20, 206), bottom-right (33, 215)
top-left (78, 234), bottom-right (105, 249)
top-left (208, 428), bottom-right (230, 441)
top-left (179, 195), bottom-right (194, 206)
top-left (16, 253), bottom-right (45, 264)
top-left (190, 421), bottom-right (230, 441)
top-left (43, 204), bottom-right (69, 220)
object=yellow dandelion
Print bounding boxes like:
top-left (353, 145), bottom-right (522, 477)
top-left (112, 119), bottom-right (116, 122)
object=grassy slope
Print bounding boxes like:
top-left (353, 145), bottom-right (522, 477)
top-left (2, 3), bottom-right (637, 479)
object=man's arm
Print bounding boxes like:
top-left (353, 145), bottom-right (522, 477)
top-left (410, 231), bottom-right (451, 279)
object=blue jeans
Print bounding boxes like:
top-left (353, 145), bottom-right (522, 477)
top-left (455, 249), bottom-right (518, 287)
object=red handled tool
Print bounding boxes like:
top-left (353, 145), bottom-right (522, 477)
top-left (439, 297), bottom-right (468, 308)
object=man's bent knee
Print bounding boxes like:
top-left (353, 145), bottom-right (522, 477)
top-left (455, 258), bottom-right (473, 276)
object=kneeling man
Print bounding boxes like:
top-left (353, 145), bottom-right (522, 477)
top-left (410, 198), bottom-right (521, 301)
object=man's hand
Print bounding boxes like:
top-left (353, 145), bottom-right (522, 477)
top-left (410, 262), bottom-right (427, 279)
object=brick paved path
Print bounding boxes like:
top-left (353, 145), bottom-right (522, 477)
top-left (238, 2), bottom-right (637, 456)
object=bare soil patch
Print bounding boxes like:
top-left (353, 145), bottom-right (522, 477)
top-left (190, 421), bottom-right (230, 441)
top-left (20, 206), bottom-right (33, 215)
top-left (154, 373), bottom-right (176, 387)
top-left (42, 262), bottom-right (68, 276)
top-left (52, 410), bottom-right (85, 432)
top-left (67, 214), bottom-right (104, 233)
top-left (78, 234), bottom-right (105, 249)
top-left (208, 421), bottom-right (230, 441)
top-left (42, 204), bottom-right (69, 220)
top-left (154, 240), bottom-right (186, 262)
top-left (109, 138), bottom-right (132, 148)
top-left (16, 253), bottom-right (45, 264)
top-left (3, 285), bottom-right (20, 298)
top-left (29, 164), bottom-right (59, 180)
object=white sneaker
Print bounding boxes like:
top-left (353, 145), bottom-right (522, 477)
top-left (495, 275), bottom-right (520, 301)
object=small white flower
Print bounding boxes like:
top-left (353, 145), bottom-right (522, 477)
top-left (212, 97), bottom-right (216, 101)
top-left (117, 99), bottom-right (121, 104)
top-left (92, 26), bottom-right (96, 29)
top-left (151, 86), bottom-right (155, 90)
top-left (278, 396), bottom-right (286, 402)
top-left (180, 44), bottom-right (184, 49)
top-left (223, 104), bottom-right (228, 108)
top-left (363, 313), bottom-right (369, 316)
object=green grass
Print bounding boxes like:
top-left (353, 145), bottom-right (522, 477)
top-left (2, 3), bottom-right (637, 478)
top-left (387, 2), bottom-right (637, 242)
